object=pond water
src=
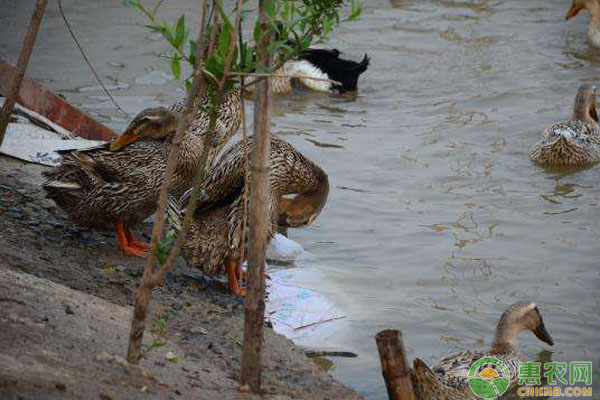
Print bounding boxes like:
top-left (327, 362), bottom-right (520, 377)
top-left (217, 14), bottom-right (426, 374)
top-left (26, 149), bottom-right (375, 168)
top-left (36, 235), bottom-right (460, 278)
top-left (1, 0), bottom-right (599, 398)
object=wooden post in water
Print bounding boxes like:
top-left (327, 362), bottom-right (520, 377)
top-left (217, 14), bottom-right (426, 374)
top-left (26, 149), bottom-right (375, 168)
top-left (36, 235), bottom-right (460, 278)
top-left (240, 0), bottom-right (272, 392)
top-left (0, 0), bottom-right (48, 146)
top-left (375, 329), bottom-right (416, 400)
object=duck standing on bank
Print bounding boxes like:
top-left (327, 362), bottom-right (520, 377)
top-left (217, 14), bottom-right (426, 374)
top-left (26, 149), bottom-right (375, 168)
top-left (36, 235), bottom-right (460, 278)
top-left (530, 84), bottom-right (600, 167)
top-left (565, 0), bottom-right (600, 48)
top-left (43, 107), bottom-right (202, 257)
top-left (170, 136), bottom-right (329, 296)
top-left (412, 300), bottom-right (554, 400)
top-left (43, 89), bottom-right (242, 258)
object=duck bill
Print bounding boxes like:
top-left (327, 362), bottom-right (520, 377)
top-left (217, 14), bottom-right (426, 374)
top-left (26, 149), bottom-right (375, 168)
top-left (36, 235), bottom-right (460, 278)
top-left (110, 131), bottom-right (139, 151)
top-left (533, 322), bottom-right (554, 346)
top-left (565, 4), bottom-right (582, 20)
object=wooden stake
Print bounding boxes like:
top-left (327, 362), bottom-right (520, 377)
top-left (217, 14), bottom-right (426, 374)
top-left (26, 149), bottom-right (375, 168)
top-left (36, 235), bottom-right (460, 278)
top-left (375, 329), bottom-right (416, 400)
top-left (240, 0), bottom-right (272, 392)
top-left (0, 0), bottom-right (48, 146)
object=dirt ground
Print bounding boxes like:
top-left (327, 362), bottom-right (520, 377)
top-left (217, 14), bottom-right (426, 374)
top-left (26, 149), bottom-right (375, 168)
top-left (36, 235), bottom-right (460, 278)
top-left (0, 155), bottom-right (362, 400)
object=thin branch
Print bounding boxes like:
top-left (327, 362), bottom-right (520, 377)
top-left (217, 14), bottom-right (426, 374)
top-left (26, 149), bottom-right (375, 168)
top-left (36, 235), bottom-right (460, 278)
top-left (136, 1), bottom-right (191, 64)
top-left (0, 0), bottom-right (48, 145)
top-left (126, 0), bottom-right (211, 363)
top-left (150, 0), bottom-right (244, 286)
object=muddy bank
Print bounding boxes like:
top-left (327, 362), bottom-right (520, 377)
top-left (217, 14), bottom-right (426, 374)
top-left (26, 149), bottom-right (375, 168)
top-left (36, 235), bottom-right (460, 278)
top-left (0, 155), bottom-right (361, 400)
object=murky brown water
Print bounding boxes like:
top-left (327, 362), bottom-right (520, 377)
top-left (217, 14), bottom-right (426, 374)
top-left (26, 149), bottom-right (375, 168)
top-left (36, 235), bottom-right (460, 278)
top-left (2, 0), bottom-right (599, 398)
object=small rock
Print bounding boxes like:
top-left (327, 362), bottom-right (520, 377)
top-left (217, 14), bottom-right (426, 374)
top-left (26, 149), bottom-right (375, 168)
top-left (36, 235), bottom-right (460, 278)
top-left (55, 382), bottom-right (67, 391)
top-left (164, 351), bottom-right (178, 362)
top-left (238, 384), bottom-right (251, 393)
top-left (114, 355), bottom-right (129, 367)
top-left (108, 61), bottom-right (126, 68)
top-left (190, 326), bottom-right (208, 335)
top-left (64, 305), bottom-right (74, 315)
top-left (140, 386), bottom-right (148, 393)
top-left (95, 352), bottom-right (115, 362)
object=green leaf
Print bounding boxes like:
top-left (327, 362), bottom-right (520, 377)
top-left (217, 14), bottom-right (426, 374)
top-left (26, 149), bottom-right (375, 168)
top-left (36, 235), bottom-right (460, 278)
top-left (171, 56), bottom-right (181, 80)
top-left (121, 0), bottom-right (139, 7)
top-left (253, 22), bottom-right (262, 44)
top-left (217, 23), bottom-right (233, 58)
top-left (174, 15), bottom-right (186, 49)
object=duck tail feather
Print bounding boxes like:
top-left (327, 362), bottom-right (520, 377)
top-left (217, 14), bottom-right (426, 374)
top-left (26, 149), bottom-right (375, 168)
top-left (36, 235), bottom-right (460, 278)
top-left (166, 194), bottom-right (184, 233)
top-left (42, 181), bottom-right (82, 210)
top-left (355, 54), bottom-right (370, 73)
top-left (412, 358), bottom-right (445, 399)
top-left (43, 181), bottom-right (81, 190)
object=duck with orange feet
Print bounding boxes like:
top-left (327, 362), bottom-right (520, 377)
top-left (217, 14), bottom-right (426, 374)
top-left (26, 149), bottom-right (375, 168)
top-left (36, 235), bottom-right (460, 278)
top-left (169, 135), bottom-right (329, 296)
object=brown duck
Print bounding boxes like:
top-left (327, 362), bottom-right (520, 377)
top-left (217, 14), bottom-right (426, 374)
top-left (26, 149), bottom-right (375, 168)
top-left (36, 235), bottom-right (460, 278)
top-left (43, 89), bottom-right (242, 257)
top-left (171, 135), bottom-right (329, 295)
top-left (530, 84), bottom-right (600, 167)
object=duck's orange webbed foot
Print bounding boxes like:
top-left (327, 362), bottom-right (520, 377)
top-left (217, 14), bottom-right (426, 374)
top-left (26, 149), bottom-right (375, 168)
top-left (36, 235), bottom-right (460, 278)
top-left (227, 260), bottom-right (246, 297)
top-left (124, 227), bottom-right (150, 251)
top-left (115, 221), bottom-right (148, 258)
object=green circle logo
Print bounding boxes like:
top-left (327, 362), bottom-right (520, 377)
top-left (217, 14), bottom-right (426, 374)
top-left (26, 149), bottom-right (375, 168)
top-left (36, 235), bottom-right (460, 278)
top-left (468, 356), bottom-right (511, 399)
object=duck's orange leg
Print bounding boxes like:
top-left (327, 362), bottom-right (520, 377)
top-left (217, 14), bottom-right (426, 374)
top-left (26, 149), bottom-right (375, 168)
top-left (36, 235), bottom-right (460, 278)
top-left (235, 262), bottom-right (246, 282)
top-left (227, 259), bottom-right (246, 297)
top-left (124, 227), bottom-right (150, 251)
top-left (115, 221), bottom-right (147, 258)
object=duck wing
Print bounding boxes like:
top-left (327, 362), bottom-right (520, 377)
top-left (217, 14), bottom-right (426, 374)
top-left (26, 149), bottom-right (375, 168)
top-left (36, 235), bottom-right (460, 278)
top-left (412, 357), bottom-right (477, 400)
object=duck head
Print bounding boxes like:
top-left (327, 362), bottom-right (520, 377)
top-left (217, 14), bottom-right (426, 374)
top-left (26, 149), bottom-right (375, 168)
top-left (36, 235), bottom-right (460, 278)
top-left (278, 196), bottom-right (320, 227)
top-left (110, 107), bottom-right (177, 151)
top-left (492, 301), bottom-right (554, 352)
top-left (566, 0), bottom-right (600, 20)
top-left (278, 174), bottom-right (329, 228)
top-left (570, 83), bottom-right (598, 124)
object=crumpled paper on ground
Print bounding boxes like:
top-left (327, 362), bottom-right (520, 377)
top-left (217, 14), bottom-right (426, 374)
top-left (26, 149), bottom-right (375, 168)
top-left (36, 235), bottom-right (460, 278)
top-left (0, 99), bottom-right (105, 166)
top-left (266, 269), bottom-right (345, 344)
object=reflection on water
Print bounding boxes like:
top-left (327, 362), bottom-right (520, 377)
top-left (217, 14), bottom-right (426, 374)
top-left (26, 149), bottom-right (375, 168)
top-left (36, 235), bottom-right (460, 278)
top-left (1, 0), bottom-right (599, 399)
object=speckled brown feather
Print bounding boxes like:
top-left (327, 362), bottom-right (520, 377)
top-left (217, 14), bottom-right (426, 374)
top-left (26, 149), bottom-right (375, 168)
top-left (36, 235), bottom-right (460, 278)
top-left (179, 135), bottom-right (329, 276)
top-left (43, 89), bottom-right (242, 231)
top-left (531, 84), bottom-right (600, 167)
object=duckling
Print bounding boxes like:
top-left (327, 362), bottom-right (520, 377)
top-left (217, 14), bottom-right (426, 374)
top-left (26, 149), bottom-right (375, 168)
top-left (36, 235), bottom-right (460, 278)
top-left (43, 107), bottom-right (203, 258)
top-left (530, 84), bottom-right (600, 167)
top-left (247, 49), bottom-right (370, 95)
top-left (172, 135), bottom-right (329, 295)
top-left (565, 0), bottom-right (600, 48)
top-left (412, 300), bottom-right (554, 400)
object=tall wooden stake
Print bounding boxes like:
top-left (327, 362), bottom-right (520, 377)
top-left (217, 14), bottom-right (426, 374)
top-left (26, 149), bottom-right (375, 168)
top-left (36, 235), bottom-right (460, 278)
top-left (240, 0), bottom-right (272, 391)
top-left (0, 0), bottom-right (48, 146)
top-left (375, 329), bottom-right (416, 400)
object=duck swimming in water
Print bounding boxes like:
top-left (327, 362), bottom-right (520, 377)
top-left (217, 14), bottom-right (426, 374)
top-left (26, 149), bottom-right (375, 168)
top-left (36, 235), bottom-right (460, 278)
top-left (530, 84), bottom-right (600, 167)
top-left (247, 48), bottom-right (370, 95)
top-left (171, 135), bottom-right (329, 295)
top-left (412, 300), bottom-right (554, 400)
top-left (565, 0), bottom-right (600, 48)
